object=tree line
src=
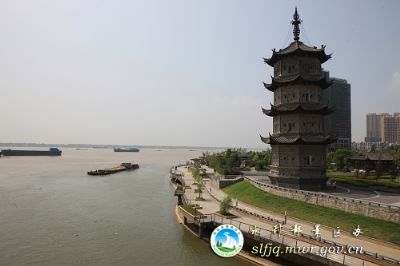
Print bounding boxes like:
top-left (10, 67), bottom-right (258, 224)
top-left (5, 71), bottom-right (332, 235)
top-left (199, 148), bottom-right (272, 175)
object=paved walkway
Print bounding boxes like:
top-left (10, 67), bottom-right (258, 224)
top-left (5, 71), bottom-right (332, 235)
top-left (177, 166), bottom-right (400, 265)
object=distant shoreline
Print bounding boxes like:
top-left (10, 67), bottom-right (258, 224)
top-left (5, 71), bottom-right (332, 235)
top-left (0, 143), bottom-right (265, 151)
top-left (0, 143), bottom-right (224, 150)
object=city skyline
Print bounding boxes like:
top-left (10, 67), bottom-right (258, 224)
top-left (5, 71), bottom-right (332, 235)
top-left (0, 1), bottom-right (399, 148)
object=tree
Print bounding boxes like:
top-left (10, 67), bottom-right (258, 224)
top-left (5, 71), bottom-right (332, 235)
top-left (390, 165), bottom-right (398, 183)
top-left (200, 168), bottom-right (208, 178)
top-left (192, 166), bottom-right (201, 184)
top-left (331, 149), bottom-right (354, 171)
top-left (263, 150), bottom-right (272, 166)
top-left (389, 148), bottom-right (400, 182)
top-left (375, 153), bottom-right (383, 180)
top-left (196, 177), bottom-right (205, 199)
top-left (219, 196), bottom-right (233, 216)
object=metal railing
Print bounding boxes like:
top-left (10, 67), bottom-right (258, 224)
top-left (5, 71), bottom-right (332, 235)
top-left (196, 212), bottom-right (398, 266)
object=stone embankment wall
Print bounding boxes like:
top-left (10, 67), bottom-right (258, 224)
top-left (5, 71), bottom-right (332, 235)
top-left (245, 176), bottom-right (400, 224)
top-left (210, 174), bottom-right (244, 189)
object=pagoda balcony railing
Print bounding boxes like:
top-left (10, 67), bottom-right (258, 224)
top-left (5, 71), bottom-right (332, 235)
top-left (270, 165), bottom-right (326, 172)
top-left (273, 72), bottom-right (324, 81)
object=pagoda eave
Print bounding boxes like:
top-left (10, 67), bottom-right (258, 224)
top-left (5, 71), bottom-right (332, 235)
top-left (264, 75), bottom-right (332, 91)
top-left (262, 104), bottom-right (334, 117)
top-left (261, 107), bottom-right (273, 117)
top-left (264, 41), bottom-right (331, 67)
top-left (260, 134), bottom-right (270, 144)
top-left (262, 134), bottom-right (335, 145)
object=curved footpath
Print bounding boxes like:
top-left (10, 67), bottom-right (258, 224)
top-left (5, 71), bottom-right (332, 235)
top-left (175, 165), bottom-right (400, 266)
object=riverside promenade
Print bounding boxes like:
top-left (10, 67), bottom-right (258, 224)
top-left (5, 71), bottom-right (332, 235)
top-left (175, 165), bottom-right (400, 266)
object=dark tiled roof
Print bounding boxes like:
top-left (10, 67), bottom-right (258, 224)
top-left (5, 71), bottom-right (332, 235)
top-left (350, 153), bottom-right (394, 161)
top-left (260, 134), bottom-right (333, 145)
top-left (264, 41), bottom-right (331, 66)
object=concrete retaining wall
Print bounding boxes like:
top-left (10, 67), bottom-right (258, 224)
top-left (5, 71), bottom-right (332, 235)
top-left (210, 174), bottom-right (244, 189)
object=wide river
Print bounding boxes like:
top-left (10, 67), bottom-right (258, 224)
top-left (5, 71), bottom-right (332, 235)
top-left (0, 148), bottom-right (248, 266)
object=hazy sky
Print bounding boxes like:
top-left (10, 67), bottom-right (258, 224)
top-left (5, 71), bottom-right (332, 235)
top-left (0, 0), bottom-right (399, 148)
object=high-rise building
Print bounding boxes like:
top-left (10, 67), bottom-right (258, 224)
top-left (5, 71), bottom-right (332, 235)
top-left (260, 8), bottom-right (333, 190)
top-left (323, 73), bottom-right (351, 150)
top-left (366, 113), bottom-right (400, 144)
top-left (382, 114), bottom-right (400, 144)
top-left (365, 113), bottom-right (388, 143)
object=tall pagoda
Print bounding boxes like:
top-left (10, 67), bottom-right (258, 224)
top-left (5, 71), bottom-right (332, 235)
top-left (261, 8), bottom-right (334, 190)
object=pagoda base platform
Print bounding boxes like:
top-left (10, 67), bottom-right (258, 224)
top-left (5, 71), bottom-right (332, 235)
top-left (268, 174), bottom-right (327, 191)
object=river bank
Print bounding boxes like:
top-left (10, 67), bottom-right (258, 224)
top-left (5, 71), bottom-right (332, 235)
top-left (171, 164), bottom-right (400, 266)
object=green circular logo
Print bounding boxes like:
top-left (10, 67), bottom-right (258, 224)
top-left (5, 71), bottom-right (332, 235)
top-left (210, 224), bottom-right (244, 257)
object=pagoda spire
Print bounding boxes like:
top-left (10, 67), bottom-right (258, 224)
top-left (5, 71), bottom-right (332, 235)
top-left (291, 7), bottom-right (301, 41)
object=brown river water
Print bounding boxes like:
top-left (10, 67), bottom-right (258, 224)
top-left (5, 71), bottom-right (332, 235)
top-left (0, 148), bottom-right (251, 266)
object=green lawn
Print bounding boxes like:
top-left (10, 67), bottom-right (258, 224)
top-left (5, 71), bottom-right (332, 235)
top-left (223, 181), bottom-right (400, 245)
top-left (327, 171), bottom-right (400, 191)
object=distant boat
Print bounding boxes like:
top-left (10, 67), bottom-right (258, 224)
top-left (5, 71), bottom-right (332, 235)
top-left (114, 147), bottom-right (140, 152)
top-left (0, 148), bottom-right (62, 156)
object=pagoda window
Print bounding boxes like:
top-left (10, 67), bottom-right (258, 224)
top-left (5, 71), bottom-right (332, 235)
top-left (292, 63), bottom-right (298, 74)
top-left (274, 122), bottom-right (280, 133)
top-left (304, 155), bottom-right (313, 166)
top-left (309, 64), bottom-right (316, 73)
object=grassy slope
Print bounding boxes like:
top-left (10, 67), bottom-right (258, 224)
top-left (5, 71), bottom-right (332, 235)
top-left (223, 181), bottom-right (400, 245)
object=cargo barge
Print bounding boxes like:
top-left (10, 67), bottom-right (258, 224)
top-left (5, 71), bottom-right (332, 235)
top-left (87, 162), bottom-right (139, 176)
top-left (0, 148), bottom-right (62, 156)
top-left (113, 147), bottom-right (140, 152)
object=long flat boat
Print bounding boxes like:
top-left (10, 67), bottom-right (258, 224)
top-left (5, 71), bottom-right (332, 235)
top-left (0, 148), bottom-right (62, 156)
top-left (114, 147), bottom-right (140, 152)
top-left (87, 162), bottom-right (139, 176)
